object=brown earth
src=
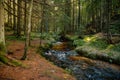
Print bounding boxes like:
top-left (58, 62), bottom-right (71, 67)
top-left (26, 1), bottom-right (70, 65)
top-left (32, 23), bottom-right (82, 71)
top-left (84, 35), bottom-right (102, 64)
top-left (0, 39), bottom-right (76, 80)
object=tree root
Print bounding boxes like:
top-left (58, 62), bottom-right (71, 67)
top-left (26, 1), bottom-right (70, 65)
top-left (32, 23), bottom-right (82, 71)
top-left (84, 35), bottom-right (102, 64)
top-left (0, 54), bottom-right (26, 67)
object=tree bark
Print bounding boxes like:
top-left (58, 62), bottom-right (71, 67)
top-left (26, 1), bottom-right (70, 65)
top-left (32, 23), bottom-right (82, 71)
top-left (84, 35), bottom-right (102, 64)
top-left (0, 0), bottom-right (6, 52)
top-left (100, 0), bottom-right (103, 33)
top-left (21, 0), bottom-right (33, 60)
top-left (105, 0), bottom-right (112, 43)
top-left (72, 0), bottom-right (75, 33)
top-left (13, 0), bottom-right (17, 35)
top-left (24, 0), bottom-right (27, 35)
top-left (17, 0), bottom-right (22, 38)
top-left (65, 0), bottom-right (71, 33)
top-left (78, 0), bottom-right (81, 34)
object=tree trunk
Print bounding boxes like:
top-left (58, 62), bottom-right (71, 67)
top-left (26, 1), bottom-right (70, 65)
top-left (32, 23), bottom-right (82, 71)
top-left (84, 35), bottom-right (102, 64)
top-left (13, 0), bottom-right (17, 35)
top-left (24, 0), bottom-right (27, 35)
top-left (100, 0), bottom-right (103, 33)
top-left (72, 0), bottom-right (75, 33)
top-left (78, 0), bottom-right (81, 34)
top-left (21, 0), bottom-right (33, 60)
top-left (0, 0), bottom-right (6, 52)
top-left (105, 0), bottom-right (112, 43)
top-left (7, 0), bottom-right (10, 28)
top-left (65, 0), bottom-right (71, 33)
top-left (17, 0), bottom-right (22, 38)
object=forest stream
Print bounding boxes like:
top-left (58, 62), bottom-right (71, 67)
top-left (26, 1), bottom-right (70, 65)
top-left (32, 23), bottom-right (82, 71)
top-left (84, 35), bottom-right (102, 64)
top-left (44, 41), bottom-right (120, 80)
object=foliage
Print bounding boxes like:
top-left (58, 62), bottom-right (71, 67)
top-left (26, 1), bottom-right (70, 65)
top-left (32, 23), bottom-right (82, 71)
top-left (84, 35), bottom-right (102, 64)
top-left (73, 39), bottom-right (85, 46)
top-left (79, 33), bottom-right (108, 50)
top-left (66, 35), bottom-right (79, 41)
top-left (6, 36), bottom-right (25, 41)
top-left (106, 43), bottom-right (120, 52)
top-left (74, 33), bottom-right (120, 64)
top-left (88, 39), bottom-right (108, 50)
top-left (75, 45), bottom-right (120, 64)
top-left (40, 32), bottom-right (60, 42)
top-left (38, 32), bottom-right (62, 56)
top-left (65, 68), bottom-right (72, 74)
top-left (110, 43), bottom-right (120, 52)
top-left (31, 32), bottom-right (41, 38)
top-left (37, 43), bottom-right (52, 56)
top-left (83, 36), bottom-right (96, 42)
top-left (110, 20), bottom-right (120, 34)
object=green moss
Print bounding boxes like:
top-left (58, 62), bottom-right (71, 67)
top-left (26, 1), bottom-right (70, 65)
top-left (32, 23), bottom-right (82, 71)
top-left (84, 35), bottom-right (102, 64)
top-left (0, 53), bottom-right (26, 67)
top-left (0, 62), bottom-right (4, 65)
top-left (111, 43), bottom-right (120, 52)
top-left (37, 46), bottom-right (45, 55)
top-left (0, 55), bottom-right (9, 64)
top-left (11, 59), bottom-right (22, 66)
top-left (74, 34), bottom-right (120, 64)
top-left (66, 35), bottom-right (79, 41)
top-left (31, 32), bottom-right (41, 38)
top-left (116, 54), bottom-right (120, 63)
top-left (65, 68), bottom-right (72, 74)
top-left (37, 43), bottom-right (52, 56)
top-left (88, 54), bottom-right (97, 59)
top-left (40, 32), bottom-right (59, 42)
top-left (107, 44), bottom-right (114, 50)
top-left (0, 43), bottom-right (6, 53)
top-left (88, 39), bottom-right (108, 50)
top-left (73, 39), bottom-right (85, 46)
top-left (107, 52), bottom-right (113, 56)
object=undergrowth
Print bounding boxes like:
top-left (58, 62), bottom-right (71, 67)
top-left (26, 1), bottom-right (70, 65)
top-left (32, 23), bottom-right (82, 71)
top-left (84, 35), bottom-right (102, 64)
top-left (72, 34), bottom-right (120, 64)
top-left (6, 36), bottom-right (25, 41)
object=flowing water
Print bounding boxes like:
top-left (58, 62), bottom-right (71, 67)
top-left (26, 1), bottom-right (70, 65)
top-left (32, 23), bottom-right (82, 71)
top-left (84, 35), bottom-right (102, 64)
top-left (44, 42), bottom-right (120, 80)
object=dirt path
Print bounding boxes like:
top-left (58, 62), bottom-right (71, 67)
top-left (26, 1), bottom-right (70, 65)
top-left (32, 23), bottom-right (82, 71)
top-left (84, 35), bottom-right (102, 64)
top-left (0, 39), bottom-right (75, 80)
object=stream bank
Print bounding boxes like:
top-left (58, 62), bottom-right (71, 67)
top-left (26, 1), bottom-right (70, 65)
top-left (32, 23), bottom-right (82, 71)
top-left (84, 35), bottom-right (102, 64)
top-left (42, 41), bottom-right (120, 80)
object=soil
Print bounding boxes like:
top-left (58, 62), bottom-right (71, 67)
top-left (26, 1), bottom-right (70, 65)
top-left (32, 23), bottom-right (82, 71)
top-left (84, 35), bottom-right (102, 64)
top-left (0, 39), bottom-right (75, 80)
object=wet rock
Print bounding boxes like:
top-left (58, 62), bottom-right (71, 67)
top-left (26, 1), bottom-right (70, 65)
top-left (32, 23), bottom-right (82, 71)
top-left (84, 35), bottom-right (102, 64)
top-left (44, 49), bottom-right (120, 80)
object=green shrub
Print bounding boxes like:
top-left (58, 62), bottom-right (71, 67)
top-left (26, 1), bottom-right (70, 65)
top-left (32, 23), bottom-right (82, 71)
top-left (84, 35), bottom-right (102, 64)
top-left (107, 52), bottom-right (113, 56)
top-left (107, 44), bottom-right (114, 50)
top-left (37, 43), bottom-right (52, 55)
top-left (66, 35), bottom-right (79, 41)
top-left (31, 32), bottom-right (40, 38)
top-left (83, 36), bottom-right (95, 42)
top-left (6, 36), bottom-right (25, 41)
top-left (110, 20), bottom-right (120, 34)
top-left (111, 43), bottom-right (120, 52)
top-left (40, 32), bottom-right (59, 42)
top-left (89, 39), bottom-right (108, 50)
top-left (73, 39), bottom-right (85, 46)
top-left (65, 68), bottom-right (72, 74)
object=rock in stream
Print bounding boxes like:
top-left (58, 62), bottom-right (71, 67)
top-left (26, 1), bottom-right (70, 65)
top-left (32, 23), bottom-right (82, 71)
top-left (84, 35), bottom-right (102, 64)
top-left (43, 42), bottom-right (120, 80)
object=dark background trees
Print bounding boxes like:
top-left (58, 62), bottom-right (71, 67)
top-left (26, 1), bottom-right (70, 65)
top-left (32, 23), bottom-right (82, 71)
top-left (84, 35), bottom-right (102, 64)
top-left (3, 0), bottom-right (120, 35)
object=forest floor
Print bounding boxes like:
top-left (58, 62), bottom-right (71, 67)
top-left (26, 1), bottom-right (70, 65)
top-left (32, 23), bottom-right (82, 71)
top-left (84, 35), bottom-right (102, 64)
top-left (0, 39), bottom-right (75, 80)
